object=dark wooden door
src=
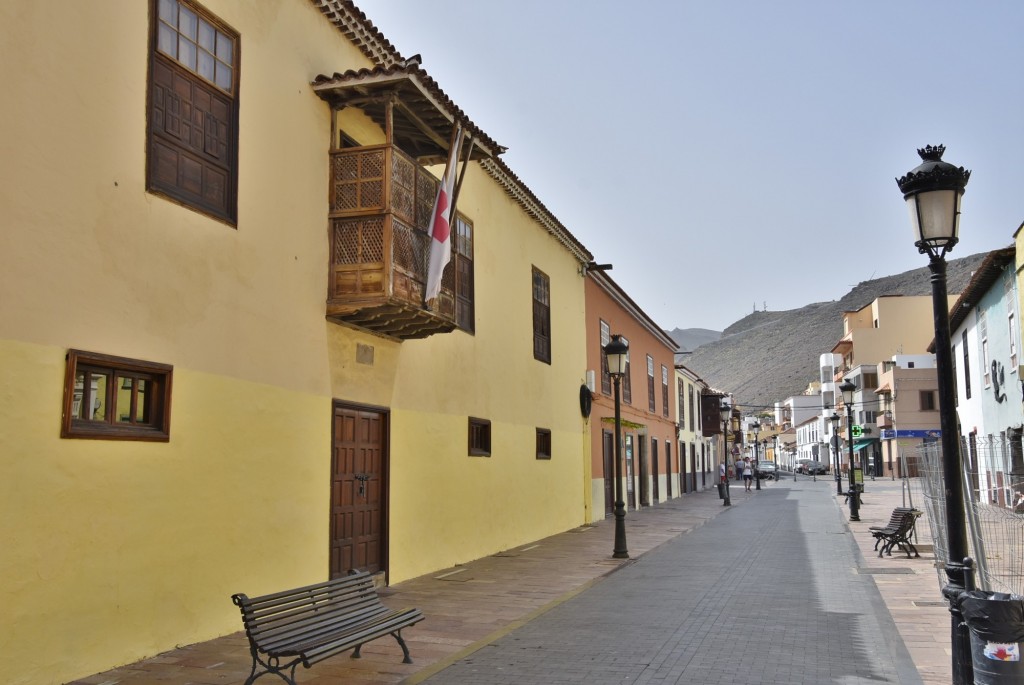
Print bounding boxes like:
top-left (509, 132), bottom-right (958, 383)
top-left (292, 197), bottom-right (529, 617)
top-left (639, 437), bottom-right (649, 506)
top-left (625, 435), bottom-right (635, 509)
top-left (330, 404), bottom-right (387, 578)
top-left (665, 442), bottom-right (672, 498)
top-left (689, 444), bottom-right (697, 493)
top-left (602, 431), bottom-right (614, 516)
top-left (651, 438), bottom-right (660, 502)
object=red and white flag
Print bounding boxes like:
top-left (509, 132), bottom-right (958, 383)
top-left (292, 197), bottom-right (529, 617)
top-left (425, 124), bottom-right (462, 302)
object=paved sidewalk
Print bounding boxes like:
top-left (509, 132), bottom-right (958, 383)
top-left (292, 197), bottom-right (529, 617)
top-left (418, 476), bottom-right (928, 684)
top-left (839, 474), bottom-right (951, 685)
top-left (70, 475), bottom-right (950, 684)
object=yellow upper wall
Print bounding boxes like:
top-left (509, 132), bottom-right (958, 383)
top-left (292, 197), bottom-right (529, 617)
top-left (846, 297), bottom-right (937, 366)
top-left (1, 1), bottom-right (592, 682)
top-left (373, 165), bottom-right (590, 580)
top-left (0, 0), bottom-right (367, 394)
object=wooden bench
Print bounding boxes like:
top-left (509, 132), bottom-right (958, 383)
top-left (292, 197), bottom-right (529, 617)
top-left (869, 507), bottom-right (921, 558)
top-left (231, 571), bottom-right (423, 685)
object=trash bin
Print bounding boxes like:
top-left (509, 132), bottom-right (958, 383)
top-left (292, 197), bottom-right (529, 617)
top-left (958, 590), bottom-right (1024, 684)
top-left (716, 482), bottom-right (726, 499)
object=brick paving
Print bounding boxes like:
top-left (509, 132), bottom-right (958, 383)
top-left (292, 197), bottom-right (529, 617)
top-left (70, 475), bottom-right (951, 685)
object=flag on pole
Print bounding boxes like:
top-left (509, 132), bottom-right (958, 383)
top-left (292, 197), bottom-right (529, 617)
top-left (425, 124), bottom-right (462, 302)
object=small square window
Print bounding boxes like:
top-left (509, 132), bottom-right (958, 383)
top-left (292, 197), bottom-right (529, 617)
top-left (62, 350), bottom-right (173, 441)
top-left (536, 428), bottom-right (551, 460)
top-left (468, 417), bottom-right (491, 457)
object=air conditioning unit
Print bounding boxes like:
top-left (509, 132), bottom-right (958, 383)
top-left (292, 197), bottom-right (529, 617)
top-left (586, 370), bottom-right (596, 392)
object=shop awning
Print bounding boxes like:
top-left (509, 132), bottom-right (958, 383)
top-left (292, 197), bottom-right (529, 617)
top-left (853, 439), bottom-right (877, 452)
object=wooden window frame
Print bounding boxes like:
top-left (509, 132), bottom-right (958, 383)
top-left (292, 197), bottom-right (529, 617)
top-left (1009, 311), bottom-right (1018, 369)
top-left (532, 267), bottom-right (551, 364)
top-left (646, 354), bottom-right (656, 412)
top-left (962, 330), bottom-right (972, 399)
top-left (920, 390), bottom-right (937, 411)
top-left (677, 378), bottom-right (685, 430)
top-left (622, 337), bottom-right (632, 404)
top-left (661, 365), bottom-right (670, 418)
top-left (147, 0), bottom-right (240, 225)
top-left (536, 428), bottom-right (552, 460)
top-left (688, 385), bottom-right (695, 428)
top-left (468, 417), bottom-right (491, 457)
top-left (452, 214), bottom-right (475, 333)
top-left (980, 310), bottom-right (990, 387)
top-left (599, 320), bottom-right (611, 395)
top-left (62, 350), bottom-right (173, 441)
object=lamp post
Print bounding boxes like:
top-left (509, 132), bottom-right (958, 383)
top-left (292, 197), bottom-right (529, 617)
top-left (752, 421), bottom-right (761, 491)
top-left (604, 334), bottom-right (630, 559)
top-left (897, 144), bottom-right (973, 684)
top-left (840, 380), bottom-right (860, 521)
top-left (720, 400), bottom-right (732, 507)
top-left (795, 438), bottom-right (800, 482)
top-left (830, 412), bottom-right (842, 495)
top-left (773, 435), bottom-right (779, 478)
top-left (762, 439), bottom-right (769, 479)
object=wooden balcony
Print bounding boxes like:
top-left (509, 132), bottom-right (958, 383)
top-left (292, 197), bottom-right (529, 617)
top-left (326, 144), bottom-right (457, 339)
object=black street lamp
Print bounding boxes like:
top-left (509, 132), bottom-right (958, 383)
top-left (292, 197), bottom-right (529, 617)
top-left (720, 400), bottom-right (732, 507)
top-left (794, 442), bottom-right (799, 482)
top-left (897, 144), bottom-right (973, 684)
top-left (830, 412), bottom-right (842, 495)
top-left (811, 442), bottom-right (819, 482)
top-left (773, 435), bottom-right (779, 477)
top-left (840, 380), bottom-right (860, 521)
top-left (604, 334), bottom-right (630, 559)
top-left (752, 421), bottom-right (761, 491)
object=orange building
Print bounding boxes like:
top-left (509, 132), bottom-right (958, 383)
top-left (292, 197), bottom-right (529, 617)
top-left (584, 271), bottom-right (680, 520)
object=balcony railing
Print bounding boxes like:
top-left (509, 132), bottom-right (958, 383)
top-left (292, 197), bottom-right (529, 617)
top-left (326, 145), bottom-right (457, 339)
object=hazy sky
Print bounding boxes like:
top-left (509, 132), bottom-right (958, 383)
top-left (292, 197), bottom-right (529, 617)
top-left (356, 1), bottom-right (1024, 331)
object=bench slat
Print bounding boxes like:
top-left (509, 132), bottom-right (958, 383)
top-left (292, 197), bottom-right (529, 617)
top-left (301, 608), bottom-right (424, 666)
top-left (244, 591), bottom-right (380, 631)
top-left (240, 576), bottom-right (375, 618)
top-left (254, 604), bottom-right (390, 653)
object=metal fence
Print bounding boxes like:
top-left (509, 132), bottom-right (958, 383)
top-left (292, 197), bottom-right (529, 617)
top-left (901, 435), bottom-right (1024, 596)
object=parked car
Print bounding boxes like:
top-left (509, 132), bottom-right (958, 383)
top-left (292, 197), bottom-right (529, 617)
top-left (756, 460), bottom-right (777, 479)
top-left (796, 459), bottom-right (827, 475)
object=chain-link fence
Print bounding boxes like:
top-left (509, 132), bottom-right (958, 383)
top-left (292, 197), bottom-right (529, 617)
top-left (901, 435), bottom-right (1024, 595)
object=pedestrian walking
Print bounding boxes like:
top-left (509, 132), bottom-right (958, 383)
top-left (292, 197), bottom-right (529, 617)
top-left (743, 458), bottom-right (753, 491)
top-left (735, 459), bottom-right (744, 482)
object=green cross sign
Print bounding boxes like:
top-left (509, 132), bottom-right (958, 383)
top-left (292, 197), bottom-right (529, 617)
top-left (851, 425), bottom-right (863, 438)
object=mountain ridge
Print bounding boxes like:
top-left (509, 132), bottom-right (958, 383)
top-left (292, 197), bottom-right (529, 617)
top-left (673, 250), bottom-right (994, 410)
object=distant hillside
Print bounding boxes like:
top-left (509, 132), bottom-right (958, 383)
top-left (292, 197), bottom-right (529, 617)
top-left (667, 327), bottom-right (721, 352)
top-left (682, 251), bottom-right (992, 411)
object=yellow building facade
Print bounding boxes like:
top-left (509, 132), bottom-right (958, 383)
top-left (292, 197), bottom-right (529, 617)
top-left (833, 296), bottom-right (938, 368)
top-left (0, 1), bottom-right (593, 682)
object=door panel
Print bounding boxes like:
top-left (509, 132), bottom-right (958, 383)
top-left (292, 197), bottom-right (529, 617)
top-left (625, 435), bottom-right (635, 509)
top-left (602, 431), bottom-right (614, 516)
top-left (651, 438), bottom-right (660, 502)
top-left (330, 405), bottom-right (386, 578)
